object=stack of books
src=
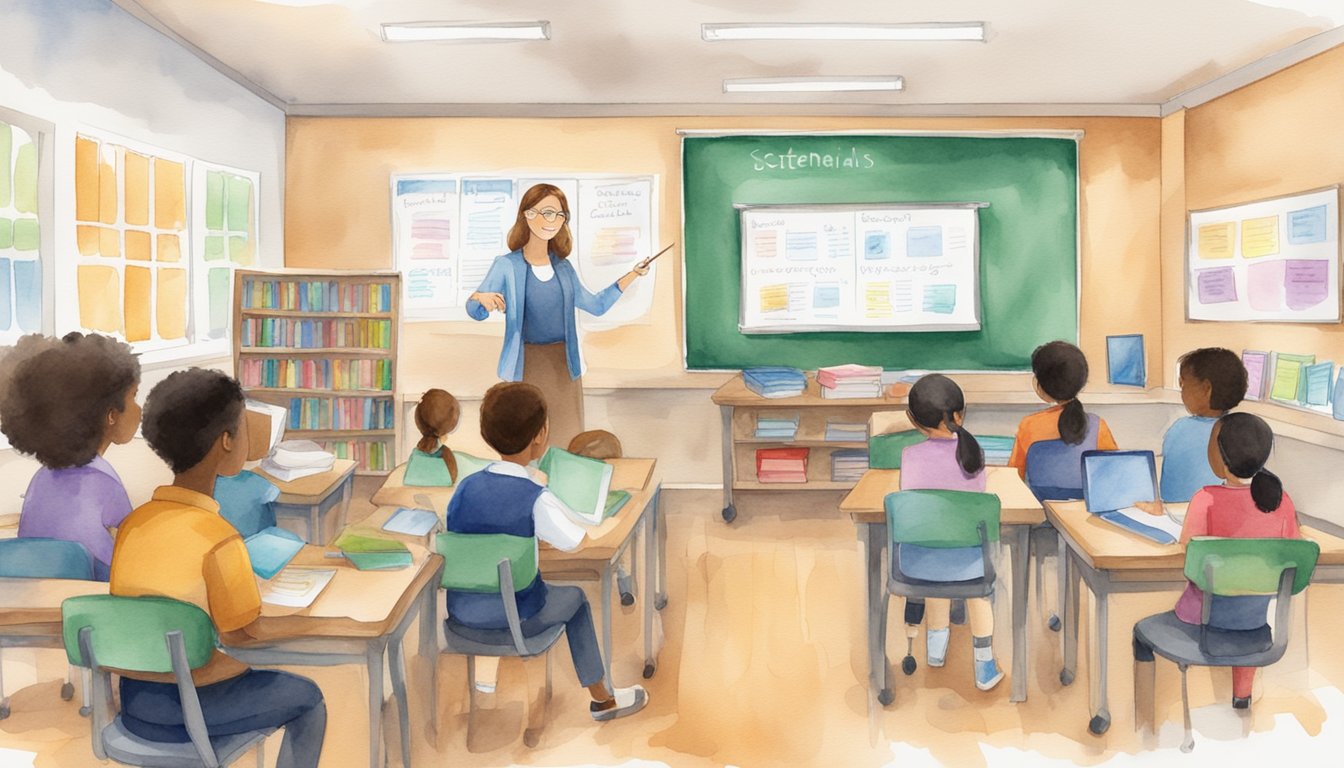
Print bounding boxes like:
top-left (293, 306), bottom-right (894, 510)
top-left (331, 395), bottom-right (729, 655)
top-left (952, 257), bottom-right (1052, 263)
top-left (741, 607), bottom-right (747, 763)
top-left (755, 447), bottom-right (809, 483)
top-left (260, 439), bottom-right (336, 481)
top-left (743, 367), bottom-right (807, 398)
top-left (979, 435), bottom-right (1016, 466)
top-left (830, 449), bottom-right (870, 482)
top-left (755, 414), bottom-right (800, 440)
top-left (824, 420), bottom-right (868, 443)
top-left (817, 364), bottom-right (884, 399)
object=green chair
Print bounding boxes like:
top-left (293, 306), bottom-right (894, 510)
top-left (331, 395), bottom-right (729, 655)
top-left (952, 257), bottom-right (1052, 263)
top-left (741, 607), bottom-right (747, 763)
top-left (62, 595), bottom-right (274, 767)
top-left (0, 537), bottom-right (96, 719)
top-left (1132, 537), bottom-right (1319, 753)
top-left (435, 532), bottom-right (564, 747)
top-left (877, 490), bottom-right (1001, 705)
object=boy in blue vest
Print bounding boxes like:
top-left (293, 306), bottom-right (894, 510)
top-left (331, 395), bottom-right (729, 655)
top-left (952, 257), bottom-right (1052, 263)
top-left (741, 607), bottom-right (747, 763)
top-left (445, 381), bottom-right (648, 720)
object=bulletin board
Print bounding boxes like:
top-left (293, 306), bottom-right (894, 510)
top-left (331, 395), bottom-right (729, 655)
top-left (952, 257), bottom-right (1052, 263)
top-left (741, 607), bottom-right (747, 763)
top-left (1187, 186), bottom-right (1340, 323)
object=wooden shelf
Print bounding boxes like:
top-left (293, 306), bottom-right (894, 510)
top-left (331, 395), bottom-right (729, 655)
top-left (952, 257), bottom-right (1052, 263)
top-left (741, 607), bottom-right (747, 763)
top-left (733, 480), bottom-right (856, 491)
top-left (238, 308), bottom-right (393, 319)
top-left (239, 347), bottom-right (393, 357)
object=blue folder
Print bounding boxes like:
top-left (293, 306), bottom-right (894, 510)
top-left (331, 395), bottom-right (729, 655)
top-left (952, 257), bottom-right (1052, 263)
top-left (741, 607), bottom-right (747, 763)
top-left (244, 526), bottom-right (306, 579)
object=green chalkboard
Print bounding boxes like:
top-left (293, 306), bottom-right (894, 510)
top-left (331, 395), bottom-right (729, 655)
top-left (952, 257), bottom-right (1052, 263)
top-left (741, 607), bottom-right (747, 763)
top-left (683, 134), bottom-right (1078, 370)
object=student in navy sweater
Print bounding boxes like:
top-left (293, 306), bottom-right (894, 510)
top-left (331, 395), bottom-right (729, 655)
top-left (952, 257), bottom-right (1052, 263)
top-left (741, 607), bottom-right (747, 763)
top-left (444, 381), bottom-right (648, 720)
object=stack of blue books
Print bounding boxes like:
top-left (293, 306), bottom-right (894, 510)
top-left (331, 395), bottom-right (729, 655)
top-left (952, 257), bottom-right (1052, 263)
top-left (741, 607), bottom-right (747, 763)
top-left (742, 367), bottom-right (807, 398)
top-left (979, 435), bottom-right (1015, 466)
top-left (824, 421), bottom-right (868, 442)
top-left (830, 449), bottom-right (870, 482)
top-left (755, 414), bottom-right (801, 439)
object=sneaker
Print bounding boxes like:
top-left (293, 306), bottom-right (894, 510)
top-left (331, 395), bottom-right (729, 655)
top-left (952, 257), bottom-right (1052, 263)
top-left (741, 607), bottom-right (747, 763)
top-left (927, 628), bottom-right (949, 668)
top-left (473, 680), bottom-right (496, 694)
top-left (590, 685), bottom-right (649, 721)
top-left (1233, 696), bottom-right (1250, 710)
top-left (974, 659), bottom-right (1005, 691)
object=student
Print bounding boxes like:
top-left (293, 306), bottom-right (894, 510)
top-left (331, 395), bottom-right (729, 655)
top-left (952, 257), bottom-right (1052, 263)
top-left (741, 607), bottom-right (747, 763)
top-left (406, 388), bottom-right (461, 486)
top-left (1171, 412), bottom-right (1300, 708)
top-left (1159, 347), bottom-right (1248, 503)
top-left (897, 374), bottom-right (1004, 691)
top-left (1008, 339), bottom-right (1118, 478)
top-left (0, 332), bottom-right (141, 581)
top-left (445, 381), bottom-right (648, 720)
top-left (110, 369), bottom-right (325, 767)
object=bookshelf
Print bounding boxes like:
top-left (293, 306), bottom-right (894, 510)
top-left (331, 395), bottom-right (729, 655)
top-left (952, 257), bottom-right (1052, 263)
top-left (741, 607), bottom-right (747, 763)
top-left (233, 270), bottom-right (400, 475)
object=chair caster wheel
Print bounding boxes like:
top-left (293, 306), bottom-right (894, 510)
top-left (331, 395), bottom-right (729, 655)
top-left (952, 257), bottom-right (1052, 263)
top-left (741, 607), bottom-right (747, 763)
top-left (1060, 669), bottom-right (1075, 686)
top-left (721, 505), bottom-right (737, 523)
top-left (0, 704), bottom-right (9, 720)
top-left (61, 682), bottom-right (75, 700)
top-left (80, 706), bottom-right (91, 717)
top-left (523, 729), bottom-right (541, 748)
top-left (1088, 713), bottom-right (1111, 735)
top-left (877, 688), bottom-right (894, 706)
top-left (1048, 614), bottom-right (1062, 632)
top-left (643, 663), bottom-right (656, 679)
top-left (620, 592), bottom-right (635, 607)
top-left (1179, 740), bottom-right (1194, 753)
top-left (901, 656), bottom-right (917, 675)
top-left (655, 595), bottom-right (668, 610)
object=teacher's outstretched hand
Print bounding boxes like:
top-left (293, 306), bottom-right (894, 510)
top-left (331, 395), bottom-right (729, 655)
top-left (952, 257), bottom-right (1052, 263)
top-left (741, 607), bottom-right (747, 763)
top-left (469, 291), bottom-right (506, 312)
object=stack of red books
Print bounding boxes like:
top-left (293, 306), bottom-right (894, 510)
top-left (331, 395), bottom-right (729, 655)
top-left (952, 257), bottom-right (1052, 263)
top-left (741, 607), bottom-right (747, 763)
top-left (755, 447), bottom-right (809, 483)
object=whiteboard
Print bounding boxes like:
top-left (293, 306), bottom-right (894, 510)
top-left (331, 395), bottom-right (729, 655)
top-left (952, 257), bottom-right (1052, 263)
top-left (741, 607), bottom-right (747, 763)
top-left (738, 203), bottom-right (983, 333)
top-left (1187, 187), bottom-right (1340, 323)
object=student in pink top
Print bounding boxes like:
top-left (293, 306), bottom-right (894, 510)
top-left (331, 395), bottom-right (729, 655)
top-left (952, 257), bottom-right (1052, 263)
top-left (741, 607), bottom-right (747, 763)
top-left (1173, 412), bottom-right (1300, 708)
top-left (898, 374), bottom-right (1003, 691)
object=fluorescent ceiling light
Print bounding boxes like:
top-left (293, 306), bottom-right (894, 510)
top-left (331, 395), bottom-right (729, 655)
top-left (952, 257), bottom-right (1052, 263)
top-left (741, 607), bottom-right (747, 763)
top-left (381, 21), bottom-right (550, 42)
top-left (723, 77), bottom-right (904, 93)
top-left (703, 22), bottom-right (985, 42)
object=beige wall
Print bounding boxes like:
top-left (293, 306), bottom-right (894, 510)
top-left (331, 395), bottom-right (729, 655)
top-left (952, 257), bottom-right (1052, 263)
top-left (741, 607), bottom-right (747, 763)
top-left (1163, 45), bottom-right (1344, 385)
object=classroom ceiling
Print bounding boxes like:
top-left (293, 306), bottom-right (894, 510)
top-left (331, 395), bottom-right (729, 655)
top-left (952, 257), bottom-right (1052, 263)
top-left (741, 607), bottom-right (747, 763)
top-left (114, 0), bottom-right (1344, 112)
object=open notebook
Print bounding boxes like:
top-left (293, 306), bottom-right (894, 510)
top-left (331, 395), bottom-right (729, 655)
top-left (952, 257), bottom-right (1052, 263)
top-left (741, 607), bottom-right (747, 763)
top-left (539, 448), bottom-right (625, 525)
top-left (1082, 450), bottom-right (1184, 545)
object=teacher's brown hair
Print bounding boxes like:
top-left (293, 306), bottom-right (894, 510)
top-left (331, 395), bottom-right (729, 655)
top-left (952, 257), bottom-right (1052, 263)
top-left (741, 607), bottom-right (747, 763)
top-left (506, 184), bottom-right (573, 258)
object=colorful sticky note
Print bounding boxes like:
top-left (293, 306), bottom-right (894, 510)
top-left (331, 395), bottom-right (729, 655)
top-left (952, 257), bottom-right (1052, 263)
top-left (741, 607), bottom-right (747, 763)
top-left (1197, 222), bottom-right (1235, 260)
top-left (922, 284), bottom-right (956, 314)
top-left (907, 226), bottom-right (943, 258)
top-left (1242, 350), bottom-right (1268, 401)
top-left (864, 232), bottom-right (888, 260)
top-left (1107, 334), bottom-right (1146, 387)
top-left (1240, 215), bottom-right (1280, 258)
top-left (1195, 266), bottom-right (1237, 304)
top-left (156, 267), bottom-right (188, 340)
top-left (759, 284), bottom-right (788, 313)
top-left (77, 264), bottom-right (121, 332)
top-left (124, 265), bottom-right (151, 342)
top-left (1288, 205), bottom-right (1328, 245)
top-left (1247, 260), bottom-right (1286, 310)
top-left (1284, 259), bottom-right (1329, 311)
top-left (813, 283), bottom-right (840, 309)
top-left (1305, 361), bottom-right (1334, 407)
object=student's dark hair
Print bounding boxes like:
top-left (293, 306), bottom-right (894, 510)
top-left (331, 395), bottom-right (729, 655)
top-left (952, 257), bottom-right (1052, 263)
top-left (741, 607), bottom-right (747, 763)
top-left (1215, 412), bottom-right (1283, 513)
top-left (1031, 340), bottom-right (1090, 445)
top-left (414, 388), bottom-right (460, 482)
top-left (907, 374), bottom-right (984, 475)
top-left (1178, 347), bottom-right (1248, 412)
top-left (506, 184), bottom-right (573, 258)
top-left (480, 382), bottom-right (547, 456)
top-left (141, 368), bottom-right (245, 475)
top-left (0, 332), bottom-right (140, 468)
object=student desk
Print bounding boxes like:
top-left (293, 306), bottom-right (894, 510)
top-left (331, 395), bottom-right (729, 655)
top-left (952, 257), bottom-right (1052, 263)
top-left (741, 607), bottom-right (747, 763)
top-left (0, 576), bottom-right (109, 716)
top-left (222, 543), bottom-right (444, 768)
top-left (1044, 500), bottom-right (1344, 735)
top-left (840, 467), bottom-right (1044, 706)
top-left (255, 458), bottom-right (357, 544)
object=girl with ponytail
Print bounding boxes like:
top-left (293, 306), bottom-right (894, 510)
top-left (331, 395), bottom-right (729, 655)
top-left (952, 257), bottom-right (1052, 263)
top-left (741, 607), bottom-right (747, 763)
top-left (405, 388), bottom-right (461, 486)
top-left (1007, 340), bottom-right (1118, 479)
top-left (1173, 412), bottom-right (1300, 708)
top-left (897, 374), bottom-right (1003, 691)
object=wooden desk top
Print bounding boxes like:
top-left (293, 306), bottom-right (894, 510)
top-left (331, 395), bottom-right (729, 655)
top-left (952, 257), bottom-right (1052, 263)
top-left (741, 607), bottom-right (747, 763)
top-left (1045, 500), bottom-right (1344, 572)
top-left (840, 467), bottom-right (1045, 527)
top-left (0, 577), bottom-right (109, 627)
top-left (255, 459), bottom-right (358, 502)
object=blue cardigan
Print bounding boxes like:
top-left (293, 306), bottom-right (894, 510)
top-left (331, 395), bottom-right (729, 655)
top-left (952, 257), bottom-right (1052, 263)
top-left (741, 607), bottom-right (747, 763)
top-left (466, 250), bottom-right (624, 381)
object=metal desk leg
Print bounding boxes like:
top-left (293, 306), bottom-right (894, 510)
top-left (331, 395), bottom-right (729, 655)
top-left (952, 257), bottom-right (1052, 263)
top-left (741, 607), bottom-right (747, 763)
top-left (643, 501), bottom-right (658, 679)
top-left (419, 575), bottom-right (440, 741)
top-left (601, 566), bottom-right (615, 689)
top-left (1009, 525), bottom-right (1029, 703)
top-left (388, 638), bottom-right (411, 768)
top-left (338, 474), bottom-right (354, 531)
top-left (655, 488), bottom-right (667, 610)
top-left (1061, 537), bottom-right (1079, 686)
top-left (720, 406), bottom-right (736, 523)
top-left (862, 523), bottom-right (892, 706)
top-left (366, 642), bottom-right (386, 768)
top-left (1089, 584), bottom-right (1112, 735)
top-left (310, 505), bottom-right (321, 545)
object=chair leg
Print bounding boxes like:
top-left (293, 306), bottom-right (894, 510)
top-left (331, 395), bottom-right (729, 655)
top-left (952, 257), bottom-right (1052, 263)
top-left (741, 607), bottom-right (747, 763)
top-left (466, 656), bottom-right (478, 746)
top-left (1133, 657), bottom-right (1155, 733)
top-left (256, 739), bottom-right (265, 768)
top-left (80, 668), bottom-right (92, 716)
top-left (545, 649), bottom-right (554, 702)
top-left (61, 666), bottom-right (74, 701)
top-left (0, 649), bottom-right (8, 720)
top-left (523, 653), bottom-right (550, 747)
top-left (1179, 664), bottom-right (1194, 753)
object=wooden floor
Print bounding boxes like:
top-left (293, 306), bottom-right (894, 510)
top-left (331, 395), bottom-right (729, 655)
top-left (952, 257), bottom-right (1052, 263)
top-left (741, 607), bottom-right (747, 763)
top-left (2, 487), bottom-right (1343, 767)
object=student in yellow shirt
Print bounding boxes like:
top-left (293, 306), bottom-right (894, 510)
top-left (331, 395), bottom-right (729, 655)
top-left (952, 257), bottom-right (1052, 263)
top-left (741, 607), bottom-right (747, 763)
top-left (110, 369), bottom-right (326, 768)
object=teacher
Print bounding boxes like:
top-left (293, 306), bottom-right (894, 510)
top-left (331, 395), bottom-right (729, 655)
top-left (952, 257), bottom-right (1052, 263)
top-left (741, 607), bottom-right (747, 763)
top-left (467, 183), bottom-right (648, 448)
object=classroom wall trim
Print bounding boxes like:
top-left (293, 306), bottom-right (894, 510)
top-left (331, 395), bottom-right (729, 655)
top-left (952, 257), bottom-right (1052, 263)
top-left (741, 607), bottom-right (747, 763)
top-left (284, 103), bottom-right (1162, 118)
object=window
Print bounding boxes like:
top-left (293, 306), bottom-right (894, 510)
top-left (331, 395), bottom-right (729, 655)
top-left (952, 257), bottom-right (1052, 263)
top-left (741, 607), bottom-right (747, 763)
top-left (0, 115), bottom-right (48, 344)
top-left (194, 163), bottom-right (258, 340)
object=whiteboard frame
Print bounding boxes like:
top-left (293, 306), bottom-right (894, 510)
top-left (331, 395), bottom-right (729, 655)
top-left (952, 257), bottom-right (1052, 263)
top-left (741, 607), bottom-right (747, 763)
top-left (734, 201), bottom-right (988, 334)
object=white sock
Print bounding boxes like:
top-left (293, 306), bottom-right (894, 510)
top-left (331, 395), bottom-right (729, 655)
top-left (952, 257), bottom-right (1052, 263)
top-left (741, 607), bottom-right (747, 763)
top-left (973, 643), bottom-right (994, 662)
top-left (927, 628), bottom-right (950, 660)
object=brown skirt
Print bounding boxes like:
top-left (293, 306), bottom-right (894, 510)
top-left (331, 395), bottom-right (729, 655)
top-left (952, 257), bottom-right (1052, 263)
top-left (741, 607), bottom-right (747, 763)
top-left (522, 342), bottom-right (584, 449)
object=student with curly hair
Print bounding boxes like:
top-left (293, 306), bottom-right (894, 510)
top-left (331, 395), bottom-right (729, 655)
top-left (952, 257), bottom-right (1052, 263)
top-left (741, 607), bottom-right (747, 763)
top-left (0, 333), bottom-right (141, 580)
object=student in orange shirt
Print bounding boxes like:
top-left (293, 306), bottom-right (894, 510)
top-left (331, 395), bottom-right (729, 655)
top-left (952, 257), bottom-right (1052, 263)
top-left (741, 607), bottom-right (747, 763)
top-left (110, 369), bottom-right (325, 768)
top-left (1008, 340), bottom-right (1118, 478)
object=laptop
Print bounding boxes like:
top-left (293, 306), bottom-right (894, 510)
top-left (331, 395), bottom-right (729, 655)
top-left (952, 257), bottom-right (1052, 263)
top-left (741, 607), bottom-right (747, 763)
top-left (1081, 450), bottom-right (1184, 545)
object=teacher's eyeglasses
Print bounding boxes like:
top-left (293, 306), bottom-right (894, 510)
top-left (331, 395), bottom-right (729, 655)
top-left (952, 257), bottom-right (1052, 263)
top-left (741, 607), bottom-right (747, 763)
top-left (524, 208), bottom-right (567, 222)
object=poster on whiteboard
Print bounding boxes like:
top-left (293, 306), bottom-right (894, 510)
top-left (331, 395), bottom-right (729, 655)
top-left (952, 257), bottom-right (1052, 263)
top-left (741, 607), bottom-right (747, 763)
top-left (1187, 187), bottom-right (1340, 322)
top-left (738, 203), bottom-right (983, 333)
top-left (575, 177), bottom-right (656, 329)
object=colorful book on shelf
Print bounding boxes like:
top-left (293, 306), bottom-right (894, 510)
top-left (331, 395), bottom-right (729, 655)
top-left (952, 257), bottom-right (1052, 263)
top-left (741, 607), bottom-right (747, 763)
top-left (755, 447), bottom-right (809, 483)
top-left (816, 364), bottom-right (883, 388)
top-left (979, 435), bottom-right (1016, 466)
top-left (1305, 361), bottom-right (1334, 407)
top-left (605, 490), bottom-right (632, 519)
top-left (754, 413), bottom-right (801, 439)
top-left (539, 447), bottom-right (615, 525)
top-left (830, 449), bottom-right (870, 483)
top-left (1270, 352), bottom-right (1315, 404)
top-left (1334, 371), bottom-right (1344, 421)
top-left (824, 421), bottom-right (868, 442)
top-left (742, 367), bottom-right (807, 398)
top-left (333, 529), bottom-right (413, 570)
top-left (1242, 350), bottom-right (1269, 401)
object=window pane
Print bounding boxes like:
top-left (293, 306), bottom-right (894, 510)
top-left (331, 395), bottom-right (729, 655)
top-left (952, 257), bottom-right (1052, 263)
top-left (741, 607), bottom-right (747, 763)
top-left (75, 136), bottom-right (99, 222)
top-left (124, 151), bottom-right (150, 226)
top-left (98, 144), bottom-right (117, 225)
top-left (0, 258), bottom-right (10, 331)
top-left (125, 230), bottom-right (151, 261)
top-left (156, 233), bottom-right (181, 262)
top-left (14, 141), bottom-right (36, 214)
top-left (99, 227), bottom-right (120, 258)
top-left (13, 259), bottom-right (40, 332)
top-left (76, 224), bottom-right (99, 256)
top-left (154, 158), bottom-right (185, 230)
top-left (0, 218), bottom-right (10, 249)
top-left (208, 267), bottom-right (230, 338)
top-left (204, 235), bottom-right (225, 260)
top-left (157, 267), bottom-right (187, 339)
top-left (12, 218), bottom-right (38, 251)
top-left (229, 235), bottom-right (254, 265)
top-left (0, 123), bottom-right (10, 209)
top-left (124, 265), bottom-right (151, 342)
top-left (78, 264), bottom-right (121, 332)
top-left (226, 175), bottom-right (252, 232)
top-left (205, 170), bottom-right (225, 230)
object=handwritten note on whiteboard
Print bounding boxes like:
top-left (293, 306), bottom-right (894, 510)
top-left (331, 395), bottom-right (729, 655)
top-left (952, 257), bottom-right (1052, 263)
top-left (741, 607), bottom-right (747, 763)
top-left (1187, 187), bottom-right (1339, 322)
top-left (738, 204), bottom-right (982, 333)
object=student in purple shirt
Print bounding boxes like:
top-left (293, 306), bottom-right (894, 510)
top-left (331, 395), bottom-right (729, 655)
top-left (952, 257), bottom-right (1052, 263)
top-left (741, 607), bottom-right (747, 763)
top-left (0, 333), bottom-right (141, 581)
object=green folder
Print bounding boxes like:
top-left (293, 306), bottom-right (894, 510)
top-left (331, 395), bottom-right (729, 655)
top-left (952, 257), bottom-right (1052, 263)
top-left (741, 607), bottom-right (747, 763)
top-left (334, 529), bottom-right (413, 571)
top-left (539, 448), bottom-right (614, 525)
top-left (1271, 353), bottom-right (1315, 404)
top-left (867, 431), bottom-right (927, 469)
top-left (604, 490), bottom-right (632, 519)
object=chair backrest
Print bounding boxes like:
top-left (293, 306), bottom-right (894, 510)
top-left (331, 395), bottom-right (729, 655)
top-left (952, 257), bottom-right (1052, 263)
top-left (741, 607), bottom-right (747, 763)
top-left (0, 537), bottom-right (95, 579)
top-left (1186, 537), bottom-right (1319, 597)
top-left (1024, 413), bottom-right (1100, 501)
top-left (868, 430), bottom-right (926, 470)
top-left (437, 532), bottom-right (537, 592)
top-left (885, 490), bottom-right (1001, 547)
top-left (62, 595), bottom-right (216, 673)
